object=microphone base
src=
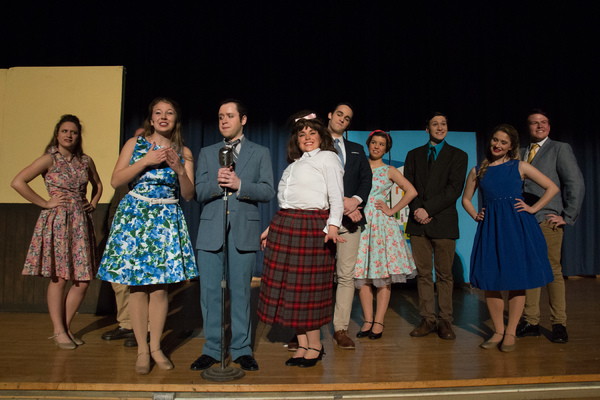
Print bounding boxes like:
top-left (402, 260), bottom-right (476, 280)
top-left (201, 365), bottom-right (245, 381)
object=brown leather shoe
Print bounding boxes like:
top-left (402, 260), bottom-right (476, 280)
top-left (333, 330), bottom-right (355, 349)
top-left (437, 319), bottom-right (456, 340)
top-left (410, 319), bottom-right (437, 337)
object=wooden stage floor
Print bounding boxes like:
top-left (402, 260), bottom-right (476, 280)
top-left (1, 277), bottom-right (600, 399)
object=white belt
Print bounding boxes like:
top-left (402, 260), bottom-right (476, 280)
top-left (129, 191), bottom-right (178, 205)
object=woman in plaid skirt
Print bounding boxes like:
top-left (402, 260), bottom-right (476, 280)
top-left (258, 115), bottom-right (345, 368)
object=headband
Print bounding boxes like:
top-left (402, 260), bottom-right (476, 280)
top-left (369, 129), bottom-right (391, 142)
top-left (294, 113), bottom-right (317, 123)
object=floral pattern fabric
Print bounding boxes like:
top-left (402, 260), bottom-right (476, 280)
top-left (355, 165), bottom-right (416, 288)
top-left (23, 147), bottom-right (98, 281)
top-left (97, 137), bottom-right (198, 285)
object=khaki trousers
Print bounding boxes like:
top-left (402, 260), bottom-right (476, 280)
top-left (523, 220), bottom-right (566, 325)
top-left (333, 227), bottom-right (362, 332)
top-left (410, 235), bottom-right (455, 323)
top-left (111, 282), bottom-right (132, 330)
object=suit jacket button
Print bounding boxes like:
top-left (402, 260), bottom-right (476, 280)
top-left (229, 192), bottom-right (233, 196)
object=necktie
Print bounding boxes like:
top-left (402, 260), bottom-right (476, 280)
top-left (334, 138), bottom-right (345, 167)
top-left (225, 139), bottom-right (241, 162)
top-left (527, 143), bottom-right (539, 163)
top-left (428, 147), bottom-right (436, 169)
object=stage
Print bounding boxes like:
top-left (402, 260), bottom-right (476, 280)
top-left (1, 277), bottom-right (599, 400)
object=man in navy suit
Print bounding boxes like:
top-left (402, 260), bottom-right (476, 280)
top-left (328, 103), bottom-right (372, 349)
top-left (516, 109), bottom-right (585, 343)
top-left (404, 112), bottom-right (467, 340)
top-left (190, 100), bottom-right (275, 371)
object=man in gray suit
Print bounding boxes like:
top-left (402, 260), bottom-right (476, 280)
top-left (191, 99), bottom-right (275, 371)
top-left (516, 109), bottom-right (585, 343)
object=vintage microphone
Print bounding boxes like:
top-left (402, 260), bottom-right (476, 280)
top-left (202, 146), bottom-right (245, 381)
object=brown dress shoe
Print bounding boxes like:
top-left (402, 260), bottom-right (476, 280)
top-left (410, 319), bottom-right (437, 337)
top-left (333, 330), bottom-right (355, 349)
top-left (437, 319), bottom-right (456, 340)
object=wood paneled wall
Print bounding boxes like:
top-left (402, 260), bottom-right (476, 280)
top-left (0, 204), bottom-right (114, 313)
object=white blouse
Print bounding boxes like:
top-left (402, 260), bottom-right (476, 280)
top-left (277, 148), bottom-right (344, 231)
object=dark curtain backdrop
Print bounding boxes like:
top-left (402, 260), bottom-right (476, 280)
top-left (3, 1), bottom-right (599, 276)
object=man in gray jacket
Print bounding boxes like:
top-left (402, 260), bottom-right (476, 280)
top-left (516, 109), bottom-right (585, 343)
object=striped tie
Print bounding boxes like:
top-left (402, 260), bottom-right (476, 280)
top-left (226, 139), bottom-right (241, 162)
top-left (527, 144), bottom-right (539, 163)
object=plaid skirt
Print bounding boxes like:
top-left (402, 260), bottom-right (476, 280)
top-left (257, 209), bottom-right (336, 331)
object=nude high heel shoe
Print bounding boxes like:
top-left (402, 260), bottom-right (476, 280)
top-left (136, 352), bottom-right (151, 375)
top-left (500, 333), bottom-right (517, 352)
top-left (151, 349), bottom-right (174, 370)
top-left (48, 331), bottom-right (77, 350)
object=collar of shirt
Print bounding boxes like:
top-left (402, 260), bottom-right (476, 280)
top-left (427, 139), bottom-right (445, 161)
top-left (224, 134), bottom-right (245, 149)
top-left (301, 148), bottom-right (322, 159)
top-left (531, 136), bottom-right (549, 149)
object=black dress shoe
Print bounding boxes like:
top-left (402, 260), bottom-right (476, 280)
top-left (551, 324), bottom-right (568, 343)
top-left (285, 356), bottom-right (304, 366)
top-left (190, 355), bottom-right (218, 371)
top-left (368, 322), bottom-right (384, 340)
top-left (516, 321), bottom-right (541, 337)
top-left (356, 321), bottom-right (373, 338)
top-left (298, 346), bottom-right (325, 368)
top-left (234, 355), bottom-right (259, 371)
top-left (101, 326), bottom-right (135, 341)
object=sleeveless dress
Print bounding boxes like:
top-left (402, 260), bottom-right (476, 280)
top-left (22, 147), bottom-right (98, 281)
top-left (355, 164), bottom-right (416, 288)
top-left (469, 159), bottom-right (553, 291)
top-left (97, 137), bottom-right (198, 285)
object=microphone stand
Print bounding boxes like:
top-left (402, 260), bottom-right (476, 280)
top-left (202, 150), bottom-right (244, 382)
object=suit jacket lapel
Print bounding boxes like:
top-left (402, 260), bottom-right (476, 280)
top-left (235, 140), bottom-right (253, 174)
top-left (415, 144), bottom-right (429, 187)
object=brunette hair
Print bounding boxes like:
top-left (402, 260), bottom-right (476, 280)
top-left (141, 97), bottom-right (184, 152)
top-left (526, 108), bottom-right (550, 124)
top-left (220, 98), bottom-right (248, 121)
top-left (425, 111), bottom-right (448, 130)
top-left (366, 130), bottom-right (393, 153)
top-left (476, 124), bottom-right (520, 180)
top-left (45, 114), bottom-right (84, 157)
top-left (286, 117), bottom-right (336, 163)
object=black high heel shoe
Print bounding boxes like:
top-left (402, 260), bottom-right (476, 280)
top-left (356, 321), bottom-right (374, 338)
top-left (368, 322), bottom-right (384, 340)
top-left (297, 345), bottom-right (325, 368)
top-left (285, 346), bottom-right (307, 366)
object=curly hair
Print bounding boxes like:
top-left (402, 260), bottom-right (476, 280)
top-left (286, 117), bottom-right (337, 163)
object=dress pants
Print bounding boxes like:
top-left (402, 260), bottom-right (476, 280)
top-left (111, 282), bottom-right (132, 330)
top-left (198, 228), bottom-right (255, 360)
top-left (410, 235), bottom-right (455, 323)
top-left (333, 227), bottom-right (361, 332)
top-left (523, 219), bottom-right (566, 325)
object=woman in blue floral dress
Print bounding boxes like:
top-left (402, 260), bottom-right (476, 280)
top-left (97, 98), bottom-right (197, 374)
top-left (12, 114), bottom-right (103, 350)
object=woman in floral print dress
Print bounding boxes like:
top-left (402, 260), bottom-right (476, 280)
top-left (97, 98), bottom-right (197, 374)
top-left (12, 114), bottom-right (103, 350)
top-left (354, 130), bottom-right (417, 339)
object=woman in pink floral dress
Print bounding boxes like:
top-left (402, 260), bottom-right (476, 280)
top-left (12, 114), bottom-right (103, 349)
top-left (354, 130), bottom-right (417, 339)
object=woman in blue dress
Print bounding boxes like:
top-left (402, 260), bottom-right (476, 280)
top-left (462, 124), bottom-right (558, 352)
top-left (97, 98), bottom-right (198, 373)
